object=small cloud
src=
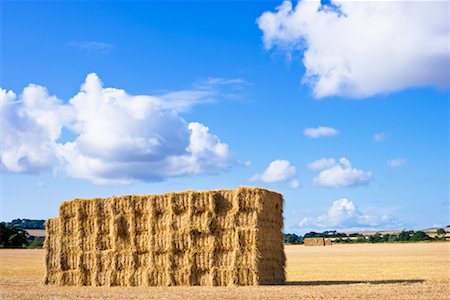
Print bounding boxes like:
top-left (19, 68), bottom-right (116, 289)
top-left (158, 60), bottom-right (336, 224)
top-left (251, 159), bottom-right (300, 189)
top-left (311, 157), bottom-right (372, 188)
top-left (68, 41), bottom-right (115, 54)
top-left (197, 77), bottom-right (247, 87)
top-left (290, 178), bottom-right (301, 189)
top-left (373, 132), bottom-right (388, 142)
top-left (239, 160), bottom-right (252, 167)
top-left (298, 198), bottom-right (402, 230)
top-left (160, 77), bottom-right (247, 111)
top-left (303, 126), bottom-right (339, 138)
top-left (307, 158), bottom-right (336, 170)
top-left (36, 181), bottom-right (45, 187)
top-left (387, 159), bottom-right (407, 168)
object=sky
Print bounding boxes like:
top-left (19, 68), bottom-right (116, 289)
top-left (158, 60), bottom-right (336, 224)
top-left (1, 0), bottom-right (449, 234)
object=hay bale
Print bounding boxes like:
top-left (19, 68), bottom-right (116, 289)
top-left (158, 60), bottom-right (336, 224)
top-left (44, 187), bottom-right (285, 286)
top-left (303, 238), bottom-right (332, 246)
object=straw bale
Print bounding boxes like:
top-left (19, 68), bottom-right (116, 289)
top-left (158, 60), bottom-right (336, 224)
top-left (303, 237), bottom-right (332, 246)
top-left (44, 187), bottom-right (285, 286)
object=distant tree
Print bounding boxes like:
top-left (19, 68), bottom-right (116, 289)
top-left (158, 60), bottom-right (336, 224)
top-left (0, 223), bottom-right (11, 246)
top-left (411, 231), bottom-right (431, 241)
top-left (9, 219), bottom-right (45, 229)
top-left (398, 231), bottom-right (412, 241)
top-left (284, 233), bottom-right (302, 244)
top-left (368, 233), bottom-right (383, 243)
top-left (304, 231), bottom-right (324, 238)
top-left (10, 219), bottom-right (22, 226)
top-left (349, 233), bottom-right (362, 238)
top-left (27, 236), bottom-right (45, 249)
top-left (0, 222), bottom-right (29, 248)
top-left (436, 228), bottom-right (445, 237)
top-left (355, 236), bottom-right (367, 243)
top-left (388, 234), bottom-right (398, 242)
top-left (9, 230), bottom-right (29, 247)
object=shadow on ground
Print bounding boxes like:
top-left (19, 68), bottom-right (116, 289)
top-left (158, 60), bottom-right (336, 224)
top-left (285, 279), bottom-right (425, 286)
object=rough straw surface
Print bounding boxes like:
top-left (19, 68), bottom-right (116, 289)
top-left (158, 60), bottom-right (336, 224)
top-left (44, 187), bottom-right (285, 286)
top-left (303, 238), bottom-right (332, 246)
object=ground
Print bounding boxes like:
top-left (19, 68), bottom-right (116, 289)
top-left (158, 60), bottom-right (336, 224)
top-left (0, 243), bottom-right (448, 299)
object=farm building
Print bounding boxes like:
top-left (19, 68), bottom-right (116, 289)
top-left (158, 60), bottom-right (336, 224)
top-left (44, 187), bottom-right (285, 286)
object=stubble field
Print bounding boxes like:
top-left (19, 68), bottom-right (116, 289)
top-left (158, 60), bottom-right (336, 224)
top-left (0, 242), bottom-right (448, 299)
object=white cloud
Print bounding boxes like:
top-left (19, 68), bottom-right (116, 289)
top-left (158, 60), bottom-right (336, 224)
top-left (303, 126), bottom-right (338, 138)
top-left (0, 87), bottom-right (72, 173)
top-left (68, 41), bottom-right (115, 54)
top-left (1, 73), bottom-right (238, 184)
top-left (373, 132), bottom-right (387, 142)
top-left (312, 157), bottom-right (372, 188)
top-left (387, 159), bottom-right (407, 168)
top-left (307, 158), bottom-right (336, 170)
top-left (251, 159), bottom-right (300, 189)
top-left (258, 0), bottom-right (449, 98)
top-left (290, 178), bottom-right (301, 189)
top-left (299, 198), bottom-right (401, 230)
top-left (240, 160), bottom-right (252, 167)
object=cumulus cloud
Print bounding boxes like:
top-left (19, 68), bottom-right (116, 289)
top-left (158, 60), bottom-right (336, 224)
top-left (387, 159), bottom-right (407, 168)
top-left (0, 87), bottom-right (73, 173)
top-left (258, 0), bottom-right (449, 98)
top-left (251, 159), bottom-right (300, 188)
top-left (1, 73), bottom-right (239, 184)
top-left (310, 157), bottom-right (372, 188)
top-left (373, 132), bottom-right (387, 142)
top-left (299, 198), bottom-right (401, 229)
top-left (303, 126), bottom-right (338, 138)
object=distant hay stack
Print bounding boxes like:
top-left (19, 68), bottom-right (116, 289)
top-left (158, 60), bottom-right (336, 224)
top-left (44, 187), bottom-right (285, 286)
top-left (303, 238), bottom-right (332, 246)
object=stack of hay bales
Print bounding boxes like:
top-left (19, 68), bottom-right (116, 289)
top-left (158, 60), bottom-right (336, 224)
top-left (44, 187), bottom-right (285, 286)
top-left (303, 238), bottom-right (332, 246)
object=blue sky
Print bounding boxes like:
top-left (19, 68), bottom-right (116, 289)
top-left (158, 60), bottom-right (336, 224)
top-left (1, 0), bottom-right (448, 234)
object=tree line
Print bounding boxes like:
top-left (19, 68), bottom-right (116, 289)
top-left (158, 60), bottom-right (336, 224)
top-left (0, 220), bottom-right (45, 248)
top-left (1, 218), bottom-right (447, 248)
top-left (7, 219), bottom-right (45, 229)
top-left (284, 228), bottom-right (447, 244)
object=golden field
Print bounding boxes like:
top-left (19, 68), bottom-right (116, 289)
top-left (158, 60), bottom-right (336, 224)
top-left (0, 242), bottom-right (448, 299)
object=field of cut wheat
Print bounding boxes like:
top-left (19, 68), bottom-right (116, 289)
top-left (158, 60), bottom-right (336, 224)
top-left (0, 242), bottom-right (448, 299)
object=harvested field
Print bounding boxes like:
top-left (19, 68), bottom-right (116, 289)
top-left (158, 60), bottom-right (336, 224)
top-left (1, 242), bottom-right (448, 299)
top-left (45, 187), bottom-right (285, 286)
top-left (25, 229), bottom-right (46, 237)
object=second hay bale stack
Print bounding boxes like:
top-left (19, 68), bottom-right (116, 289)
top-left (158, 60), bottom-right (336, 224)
top-left (44, 187), bottom-right (285, 286)
top-left (303, 238), bottom-right (332, 246)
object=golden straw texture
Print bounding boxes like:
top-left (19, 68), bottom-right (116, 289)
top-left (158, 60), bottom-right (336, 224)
top-left (44, 187), bottom-right (285, 286)
top-left (303, 238), bottom-right (332, 246)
